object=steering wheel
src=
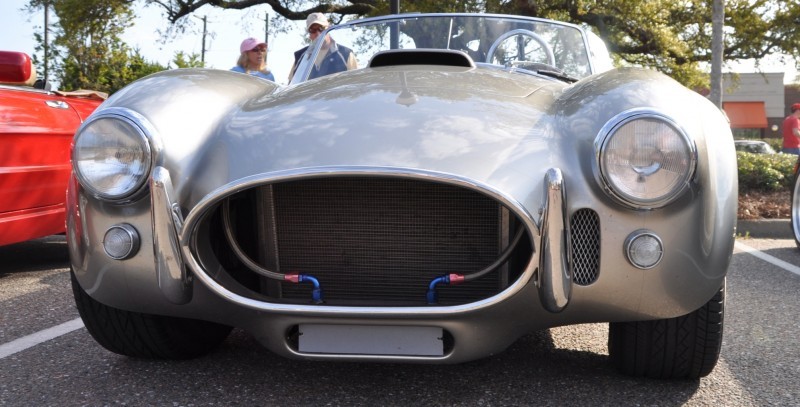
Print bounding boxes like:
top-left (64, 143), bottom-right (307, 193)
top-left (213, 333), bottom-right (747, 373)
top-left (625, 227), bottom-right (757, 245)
top-left (486, 29), bottom-right (556, 67)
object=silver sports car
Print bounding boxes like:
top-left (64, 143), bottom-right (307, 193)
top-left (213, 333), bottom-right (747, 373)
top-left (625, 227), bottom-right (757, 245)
top-left (69, 13), bottom-right (736, 379)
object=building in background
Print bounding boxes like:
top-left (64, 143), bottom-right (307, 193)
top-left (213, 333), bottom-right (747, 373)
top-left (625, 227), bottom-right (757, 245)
top-left (721, 72), bottom-right (784, 139)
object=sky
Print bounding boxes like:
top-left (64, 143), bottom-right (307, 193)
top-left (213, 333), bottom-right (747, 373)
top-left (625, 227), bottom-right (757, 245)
top-left (0, 0), bottom-right (306, 86)
top-left (0, 0), bottom-right (796, 88)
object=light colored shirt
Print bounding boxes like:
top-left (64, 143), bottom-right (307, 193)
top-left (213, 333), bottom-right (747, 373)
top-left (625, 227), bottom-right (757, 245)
top-left (230, 66), bottom-right (275, 82)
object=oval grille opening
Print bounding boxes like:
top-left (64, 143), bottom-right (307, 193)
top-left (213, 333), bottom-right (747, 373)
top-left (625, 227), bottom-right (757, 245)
top-left (199, 177), bottom-right (533, 306)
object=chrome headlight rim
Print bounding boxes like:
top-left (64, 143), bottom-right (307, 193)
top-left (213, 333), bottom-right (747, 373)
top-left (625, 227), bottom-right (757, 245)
top-left (72, 107), bottom-right (157, 202)
top-left (594, 108), bottom-right (697, 210)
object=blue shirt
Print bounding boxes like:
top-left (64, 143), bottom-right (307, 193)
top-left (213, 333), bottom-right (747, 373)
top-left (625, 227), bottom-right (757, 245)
top-left (230, 66), bottom-right (275, 81)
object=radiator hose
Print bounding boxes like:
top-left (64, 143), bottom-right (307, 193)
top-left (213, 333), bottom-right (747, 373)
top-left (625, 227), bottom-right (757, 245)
top-left (426, 227), bottom-right (525, 304)
top-left (222, 198), bottom-right (323, 303)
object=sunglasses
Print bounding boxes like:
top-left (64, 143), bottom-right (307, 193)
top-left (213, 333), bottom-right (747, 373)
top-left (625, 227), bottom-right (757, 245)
top-left (249, 48), bottom-right (266, 53)
top-left (308, 26), bottom-right (325, 34)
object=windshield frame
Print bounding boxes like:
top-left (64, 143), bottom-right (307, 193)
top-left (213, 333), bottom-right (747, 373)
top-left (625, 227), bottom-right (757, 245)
top-left (289, 13), bottom-right (605, 85)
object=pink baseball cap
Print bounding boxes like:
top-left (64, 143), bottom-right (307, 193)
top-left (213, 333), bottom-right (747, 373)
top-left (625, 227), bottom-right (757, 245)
top-left (240, 37), bottom-right (266, 53)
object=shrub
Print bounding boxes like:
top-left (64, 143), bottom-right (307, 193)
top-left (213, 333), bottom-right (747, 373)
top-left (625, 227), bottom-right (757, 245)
top-left (765, 138), bottom-right (783, 153)
top-left (736, 151), bottom-right (796, 192)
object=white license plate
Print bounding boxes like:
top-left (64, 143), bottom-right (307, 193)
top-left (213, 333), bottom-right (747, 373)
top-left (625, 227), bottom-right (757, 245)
top-left (298, 324), bottom-right (444, 356)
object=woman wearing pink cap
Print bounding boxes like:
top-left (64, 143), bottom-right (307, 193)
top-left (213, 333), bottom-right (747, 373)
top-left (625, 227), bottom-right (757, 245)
top-left (231, 37), bottom-right (275, 81)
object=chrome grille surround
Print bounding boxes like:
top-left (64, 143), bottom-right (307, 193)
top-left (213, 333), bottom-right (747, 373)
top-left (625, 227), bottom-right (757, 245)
top-left (180, 167), bottom-right (540, 313)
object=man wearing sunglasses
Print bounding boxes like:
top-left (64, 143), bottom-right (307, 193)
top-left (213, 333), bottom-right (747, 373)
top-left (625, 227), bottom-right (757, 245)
top-left (288, 12), bottom-right (358, 82)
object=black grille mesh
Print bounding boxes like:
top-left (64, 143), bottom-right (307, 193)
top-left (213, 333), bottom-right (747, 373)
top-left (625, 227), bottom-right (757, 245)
top-left (270, 178), bottom-right (506, 305)
top-left (570, 209), bottom-right (600, 285)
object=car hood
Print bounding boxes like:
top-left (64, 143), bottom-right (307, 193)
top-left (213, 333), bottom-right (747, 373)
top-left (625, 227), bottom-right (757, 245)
top-left (174, 66), bottom-right (566, 208)
top-left (94, 66), bottom-right (725, 221)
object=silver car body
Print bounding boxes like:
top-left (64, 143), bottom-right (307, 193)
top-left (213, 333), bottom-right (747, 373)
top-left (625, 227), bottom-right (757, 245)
top-left (69, 14), bottom-right (736, 365)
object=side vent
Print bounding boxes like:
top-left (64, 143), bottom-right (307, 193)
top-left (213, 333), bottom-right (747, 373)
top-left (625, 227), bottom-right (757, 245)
top-left (570, 209), bottom-right (600, 285)
top-left (368, 49), bottom-right (476, 68)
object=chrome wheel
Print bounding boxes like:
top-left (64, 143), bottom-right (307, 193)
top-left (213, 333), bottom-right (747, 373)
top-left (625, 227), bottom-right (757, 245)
top-left (792, 165), bottom-right (800, 249)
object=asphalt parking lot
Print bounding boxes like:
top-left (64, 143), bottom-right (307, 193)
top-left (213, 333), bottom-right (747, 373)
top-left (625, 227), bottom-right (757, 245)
top-left (1, 232), bottom-right (799, 406)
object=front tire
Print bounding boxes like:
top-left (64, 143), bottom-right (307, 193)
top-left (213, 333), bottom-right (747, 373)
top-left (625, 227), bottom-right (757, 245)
top-left (608, 281), bottom-right (725, 379)
top-left (71, 270), bottom-right (232, 359)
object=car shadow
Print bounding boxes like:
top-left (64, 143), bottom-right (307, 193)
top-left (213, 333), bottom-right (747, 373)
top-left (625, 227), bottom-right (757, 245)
top-left (107, 327), bottom-right (700, 405)
top-left (0, 234), bottom-right (69, 276)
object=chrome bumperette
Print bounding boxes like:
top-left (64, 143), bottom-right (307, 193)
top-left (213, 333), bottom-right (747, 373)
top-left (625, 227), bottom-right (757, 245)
top-left (538, 168), bottom-right (572, 312)
top-left (151, 166), bottom-right (192, 304)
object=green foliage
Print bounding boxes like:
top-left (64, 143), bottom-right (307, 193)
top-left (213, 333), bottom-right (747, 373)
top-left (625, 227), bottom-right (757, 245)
top-left (736, 152), bottom-right (797, 192)
top-left (765, 138), bottom-right (784, 153)
top-left (27, 0), bottom-right (169, 94)
top-left (171, 51), bottom-right (204, 68)
top-left (148, 0), bottom-right (800, 89)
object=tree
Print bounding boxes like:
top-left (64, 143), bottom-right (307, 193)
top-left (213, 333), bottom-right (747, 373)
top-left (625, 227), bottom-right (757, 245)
top-left (145, 0), bottom-right (800, 88)
top-left (171, 51), bottom-right (205, 68)
top-left (26, 0), bottom-right (170, 93)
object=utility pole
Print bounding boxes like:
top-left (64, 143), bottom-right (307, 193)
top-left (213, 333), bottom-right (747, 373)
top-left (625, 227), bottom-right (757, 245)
top-left (200, 15), bottom-right (207, 66)
top-left (193, 15), bottom-right (208, 66)
top-left (390, 0), bottom-right (400, 49)
top-left (709, 0), bottom-right (724, 108)
top-left (264, 12), bottom-right (269, 44)
top-left (43, 0), bottom-right (49, 83)
top-left (264, 12), bottom-right (269, 64)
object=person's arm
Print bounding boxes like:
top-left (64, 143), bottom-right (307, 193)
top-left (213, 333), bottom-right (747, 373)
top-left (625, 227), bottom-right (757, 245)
top-left (288, 61), bottom-right (298, 82)
top-left (346, 52), bottom-right (358, 70)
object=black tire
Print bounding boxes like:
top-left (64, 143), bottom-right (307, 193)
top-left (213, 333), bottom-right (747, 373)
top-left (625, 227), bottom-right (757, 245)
top-left (71, 270), bottom-right (232, 359)
top-left (608, 281), bottom-right (725, 379)
top-left (791, 161), bottom-right (800, 249)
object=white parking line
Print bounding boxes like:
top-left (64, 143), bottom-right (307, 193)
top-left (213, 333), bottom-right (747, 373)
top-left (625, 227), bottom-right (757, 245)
top-left (0, 318), bottom-right (84, 359)
top-left (735, 241), bottom-right (800, 276)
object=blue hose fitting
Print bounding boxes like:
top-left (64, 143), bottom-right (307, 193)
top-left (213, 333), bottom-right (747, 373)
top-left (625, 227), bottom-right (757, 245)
top-left (285, 273), bottom-right (324, 304)
top-left (426, 274), bottom-right (465, 304)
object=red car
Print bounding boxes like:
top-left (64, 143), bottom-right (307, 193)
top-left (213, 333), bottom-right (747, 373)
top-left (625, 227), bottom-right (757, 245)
top-left (0, 51), bottom-right (104, 246)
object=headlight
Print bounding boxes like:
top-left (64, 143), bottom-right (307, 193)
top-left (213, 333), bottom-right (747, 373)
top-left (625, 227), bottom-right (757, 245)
top-left (73, 112), bottom-right (152, 201)
top-left (595, 109), bottom-right (696, 209)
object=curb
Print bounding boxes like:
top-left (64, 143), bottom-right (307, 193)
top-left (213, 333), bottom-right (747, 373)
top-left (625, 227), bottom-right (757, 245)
top-left (737, 219), bottom-right (792, 239)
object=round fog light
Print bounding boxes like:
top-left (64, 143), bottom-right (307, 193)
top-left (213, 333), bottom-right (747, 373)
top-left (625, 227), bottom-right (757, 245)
top-left (103, 224), bottom-right (140, 260)
top-left (625, 230), bottom-right (663, 269)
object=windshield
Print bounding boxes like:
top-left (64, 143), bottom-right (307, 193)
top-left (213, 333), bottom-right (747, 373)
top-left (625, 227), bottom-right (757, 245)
top-left (290, 13), bottom-right (602, 84)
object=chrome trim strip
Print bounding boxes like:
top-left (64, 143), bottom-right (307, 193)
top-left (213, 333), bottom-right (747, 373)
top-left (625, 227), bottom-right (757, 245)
top-left (179, 166), bottom-right (540, 316)
top-left (538, 168), bottom-right (572, 312)
top-left (45, 100), bottom-right (69, 109)
top-left (152, 166), bottom-right (192, 304)
top-left (793, 172), bottom-right (800, 244)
